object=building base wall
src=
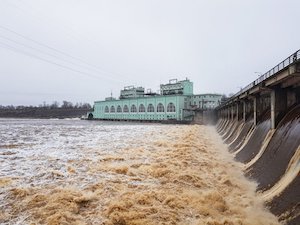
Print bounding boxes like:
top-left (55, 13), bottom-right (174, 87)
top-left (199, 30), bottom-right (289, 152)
top-left (87, 117), bottom-right (191, 124)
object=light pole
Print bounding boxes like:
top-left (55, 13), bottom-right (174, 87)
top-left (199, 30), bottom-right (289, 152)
top-left (254, 72), bottom-right (263, 77)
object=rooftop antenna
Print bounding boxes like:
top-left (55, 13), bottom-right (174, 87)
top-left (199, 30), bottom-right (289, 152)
top-left (111, 89), bottom-right (113, 98)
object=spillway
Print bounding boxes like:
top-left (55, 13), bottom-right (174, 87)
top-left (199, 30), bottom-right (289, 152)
top-left (216, 104), bottom-right (300, 225)
top-left (235, 110), bottom-right (271, 163)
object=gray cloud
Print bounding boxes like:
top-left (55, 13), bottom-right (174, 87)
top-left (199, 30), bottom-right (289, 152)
top-left (0, 0), bottom-right (299, 105)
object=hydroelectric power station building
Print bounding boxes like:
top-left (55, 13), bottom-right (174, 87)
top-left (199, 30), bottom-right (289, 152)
top-left (88, 79), bottom-right (222, 122)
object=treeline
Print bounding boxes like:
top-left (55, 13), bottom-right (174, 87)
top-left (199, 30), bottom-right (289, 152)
top-left (0, 101), bottom-right (92, 110)
top-left (0, 101), bottom-right (92, 119)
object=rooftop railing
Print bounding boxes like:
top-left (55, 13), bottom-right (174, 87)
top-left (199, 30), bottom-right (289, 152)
top-left (230, 49), bottom-right (300, 100)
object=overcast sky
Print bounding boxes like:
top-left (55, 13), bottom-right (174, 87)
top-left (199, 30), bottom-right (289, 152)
top-left (0, 0), bottom-right (299, 106)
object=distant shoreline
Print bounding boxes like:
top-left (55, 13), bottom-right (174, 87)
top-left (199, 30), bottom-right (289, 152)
top-left (0, 108), bottom-right (90, 119)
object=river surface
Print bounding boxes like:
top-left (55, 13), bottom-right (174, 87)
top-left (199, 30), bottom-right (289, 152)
top-left (0, 119), bottom-right (280, 225)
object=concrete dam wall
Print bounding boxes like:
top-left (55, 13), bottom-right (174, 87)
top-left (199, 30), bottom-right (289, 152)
top-left (216, 104), bottom-right (299, 225)
top-left (215, 50), bottom-right (300, 225)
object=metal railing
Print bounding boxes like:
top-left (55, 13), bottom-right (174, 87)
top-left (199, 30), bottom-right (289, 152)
top-left (229, 49), bottom-right (300, 101)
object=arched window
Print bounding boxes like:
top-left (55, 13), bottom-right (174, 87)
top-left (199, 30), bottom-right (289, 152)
top-left (110, 106), bottom-right (115, 113)
top-left (105, 106), bottom-right (109, 113)
top-left (147, 104), bottom-right (154, 112)
top-left (139, 104), bottom-right (145, 112)
top-left (123, 105), bottom-right (129, 113)
top-left (117, 105), bottom-right (122, 113)
top-left (157, 103), bottom-right (164, 112)
top-left (167, 103), bottom-right (176, 112)
top-left (131, 104), bottom-right (137, 112)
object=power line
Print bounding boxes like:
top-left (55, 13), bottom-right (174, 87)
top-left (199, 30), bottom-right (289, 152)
top-left (12, 0), bottom-right (104, 51)
top-left (0, 41), bottom-right (120, 82)
top-left (1, 0), bottom-right (161, 84)
top-left (0, 25), bottom-right (126, 81)
top-left (0, 34), bottom-right (119, 78)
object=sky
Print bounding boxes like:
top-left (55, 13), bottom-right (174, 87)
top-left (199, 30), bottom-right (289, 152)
top-left (0, 0), bottom-right (299, 106)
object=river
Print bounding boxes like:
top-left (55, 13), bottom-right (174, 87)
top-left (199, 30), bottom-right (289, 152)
top-left (0, 119), bottom-right (280, 225)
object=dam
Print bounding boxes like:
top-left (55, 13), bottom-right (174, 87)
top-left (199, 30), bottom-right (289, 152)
top-left (215, 49), bottom-right (300, 225)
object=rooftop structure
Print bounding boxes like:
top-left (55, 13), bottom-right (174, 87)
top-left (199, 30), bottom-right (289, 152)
top-left (160, 78), bottom-right (193, 96)
top-left (120, 86), bottom-right (145, 99)
top-left (105, 97), bottom-right (116, 101)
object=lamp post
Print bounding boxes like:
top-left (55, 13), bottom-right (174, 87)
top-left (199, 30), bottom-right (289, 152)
top-left (254, 72), bottom-right (264, 83)
top-left (254, 72), bottom-right (263, 77)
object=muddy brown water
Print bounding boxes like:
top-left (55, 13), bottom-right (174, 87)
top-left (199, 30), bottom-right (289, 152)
top-left (0, 119), bottom-right (280, 225)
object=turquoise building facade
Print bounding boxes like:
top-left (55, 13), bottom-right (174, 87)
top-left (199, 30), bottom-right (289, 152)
top-left (92, 95), bottom-right (191, 121)
top-left (88, 79), bottom-right (221, 122)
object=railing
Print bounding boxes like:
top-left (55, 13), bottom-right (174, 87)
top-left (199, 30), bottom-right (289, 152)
top-left (229, 49), bottom-right (300, 100)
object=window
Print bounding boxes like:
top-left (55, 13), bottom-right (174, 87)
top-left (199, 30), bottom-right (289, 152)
top-left (105, 106), bottom-right (109, 113)
top-left (117, 105), bottom-right (122, 113)
top-left (157, 103), bottom-right (164, 112)
top-left (131, 104), bottom-right (137, 112)
top-left (123, 105), bottom-right (129, 112)
top-left (110, 106), bottom-right (115, 113)
top-left (139, 104), bottom-right (145, 112)
top-left (147, 104), bottom-right (154, 112)
top-left (167, 103), bottom-right (176, 112)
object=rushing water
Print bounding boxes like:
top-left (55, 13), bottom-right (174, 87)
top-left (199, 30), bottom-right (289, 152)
top-left (0, 119), bottom-right (280, 225)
